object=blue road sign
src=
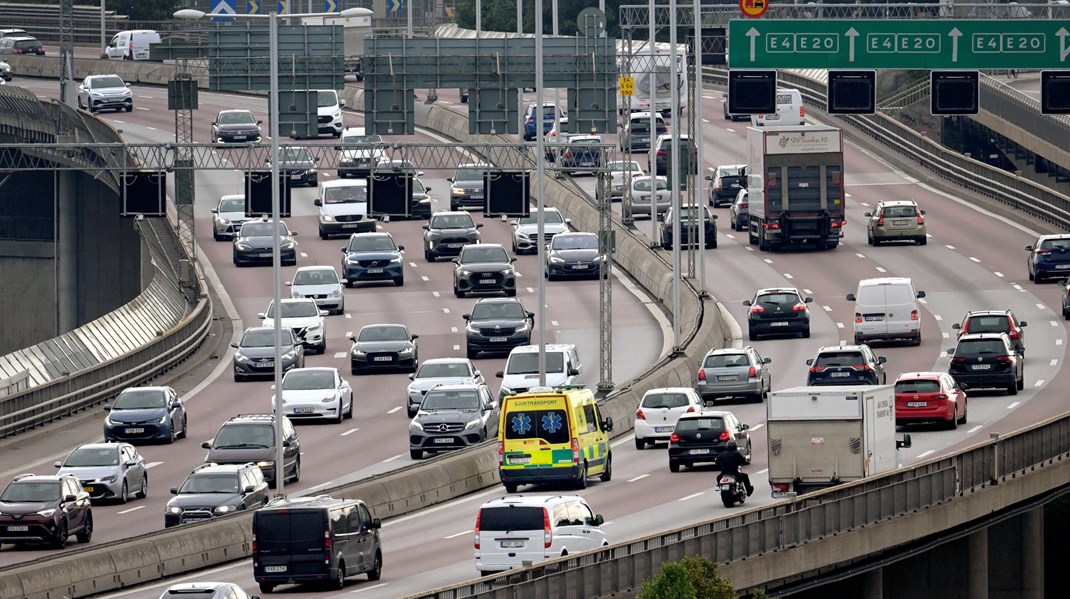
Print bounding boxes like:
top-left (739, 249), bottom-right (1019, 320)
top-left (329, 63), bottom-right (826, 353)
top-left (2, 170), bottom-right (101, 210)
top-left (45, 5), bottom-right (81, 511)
top-left (325, 0), bottom-right (337, 12)
top-left (278, 0), bottom-right (289, 14)
top-left (247, 0), bottom-right (260, 15)
top-left (210, 0), bottom-right (236, 21)
top-left (390, 0), bottom-right (403, 13)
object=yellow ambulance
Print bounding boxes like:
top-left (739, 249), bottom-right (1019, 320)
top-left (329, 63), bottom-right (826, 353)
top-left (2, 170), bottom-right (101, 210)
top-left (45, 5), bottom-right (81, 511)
top-left (497, 386), bottom-right (614, 493)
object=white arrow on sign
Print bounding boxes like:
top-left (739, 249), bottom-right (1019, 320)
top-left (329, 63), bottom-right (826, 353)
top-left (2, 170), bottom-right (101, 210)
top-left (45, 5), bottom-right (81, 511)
top-left (949, 27), bottom-right (962, 63)
top-left (1059, 27), bottom-right (1070, 62)
top-left (846, 27), bottom-right (859, 62)
top-left (747, 27), bottom-right (760, 63)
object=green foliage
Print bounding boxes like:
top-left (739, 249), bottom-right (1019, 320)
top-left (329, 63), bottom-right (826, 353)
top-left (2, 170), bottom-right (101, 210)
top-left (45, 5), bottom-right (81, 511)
top-left (637, 562), bottom-right (697, 599)
top-left (3, 0), bottom-right (178, 21)
top-left (454, 0), bottom-right (624, 38)
top-left (638, 556), bottom-right (767, 599)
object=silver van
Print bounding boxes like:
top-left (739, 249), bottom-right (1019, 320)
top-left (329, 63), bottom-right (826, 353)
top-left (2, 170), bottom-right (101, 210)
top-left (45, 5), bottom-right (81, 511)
top-left (847, 277), bottom-right (926, 345)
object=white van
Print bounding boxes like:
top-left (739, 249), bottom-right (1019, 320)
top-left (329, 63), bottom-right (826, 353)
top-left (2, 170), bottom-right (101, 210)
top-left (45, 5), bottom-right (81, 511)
top-left (314, 179), bottom-right (375, 239)
top-left (495, 343), bottom-right (582, 400)
top-left (752, 88), bottom-right (805, 126)
top-left (292, 89), bottom-right (345, 138)
top-left (846, 277), bottom-right (926, 346)
top-left (103, 30), bottom-right (161, 61)
top-left (473, 494), bottom-right (607, 575)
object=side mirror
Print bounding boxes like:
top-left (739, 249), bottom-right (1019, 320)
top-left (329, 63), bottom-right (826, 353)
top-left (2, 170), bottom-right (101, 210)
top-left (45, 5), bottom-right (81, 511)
top-left (1020, 321), bottom-right (1028, 327)
top-left (398, 245), bottom-right (405, 251)
top-left (1025, 245), bottom-right (1034, 251)
top-left (602, 417), bottom-right (614, 432)
top-left (462, 313), bottom-right (471, 320)
top-left (282, 440), bottom-right (291, 447)
top-left (476, 223), bottom-right (484, 228)
top-left (211, 209), bottom-right (219, 214)
top-left (742, 423), bottom-right (750, 430)
top-left (284, 281), bottom-right (292, 286)
top-left (230, 343), bottom-right (238, 349)
top-left (593, 514), bottom-right (605, 526)
top-left (408, 373), bottom-right (415, 380)
top-left (348, 335), bottom-right (357, 342)
top-left (447, 177), bottom-right (454, 182)
top-left (422, 224), bottom-right (430, 230)
top-left (496, 371), bottom-right (504, 378)
top-left (877, 356), bottom-right (887, 364)
top-left (920, 210), bottom-right (926, 215)
top-left (53, 461), bottom-right (61, 468)
top-left (896, 433), bottom-right (912, 449)
top-left (568, 368), bottom-right (580, 376)
top-left (425, 186), bottom-right (432, 192)
top-left (804, 297), bottom-right (813, 303)
top-left (211, 122), bottom-right (218, 126)
top-left (170, 487), bottom-right (179, 495)
top-left (371, 517), bottom-right (382, 529)
top-left (527, 311), bottom-right (535, 320)
top-left (805, 359), bottom-right (814, 366)
top-left (341, 247), bottom-right (348, 253)
top-left (314, 199), bottom-right (322, 206)
top-left (916, 290), bottom-right (926, 298)
top-left (125, 460), bottom-right (139, 468)
top-left (742, 299), bottom-right (752, 306)
top-left (103, 404), bottom-right (111, 412)
top-left (864, 212), bottom-right (872, 217)
top-left (411, 335), bottom-right (419, 340)
top-left (511, 257), bottom-right (517, 263)
top-left (257, 120), bottom-right (263, 125)
top-left (951, 323), bottom-right (961, 330)
top-left (762, 357), bottom-right (772, 364)
top-left (947, 348), bottom-right (956, 355)
top-left (340, 99), bottom-right (347, 107)
top-left (958, 382), bottom-right (969, 390)
top-left (846, 293), bottom-right (856, 301)
top-left (452, 258), bottom-right (460, 264)
top-left (257, 313), bottom-right (266, 319)
top-left (319, 310), bottom-right (329, 317)
top-left (243, 485), bottom-right (255, 493)
top-left (704, 175), bottom-right (713, 181)
top-left (201, 441), bottom-right (212, 449)
top-left (64, 494), bottom-right (77, 503)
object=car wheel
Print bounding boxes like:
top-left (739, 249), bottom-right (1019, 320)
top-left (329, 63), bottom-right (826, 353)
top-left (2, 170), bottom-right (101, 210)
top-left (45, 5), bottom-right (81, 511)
top-left (454, 287), bottom-right (464, 298)
top-left (635, 437), bottom-right (646, 450)
top-left (136, 474), bottom-right (148, 499)
top-left (802, 327), bottom-right (811, 339)
top-left (748, 326), bottom-right (757, 341)
top-left (344, 279), bottom-right (353, 289)
top-left (867, 231), bottom-right (875, 246)
top-left (351, 366), bottom-right (359, 375)
top-left (600, 453), bottom-right (613, 482)
top-left (506, 288), bottom-right (517, 297)
top-left (854, 333), bottom-right (863, 345)
top-left (118, 480), bottom-right (129, 504)
top-left (574, 462), bottom-right (588, 489)
top-left (424, 250), bottom-right (433, 262)
top-left (333, 560), bottom-right (346, 590)
top-left (53, 519), bottom-right (69, 548)
top-left (126, 105), bottom-right (133, 112)
top-left (504, 482), bottom-right (519, 493)
top-left (179, 416), bottom-right (188, 438)
top-left (409, 449), bottom-right (422, 460)
top-left (1017, 373), bottom-right (1025, 391)
top-left (1028, 269), bottom-right (1035, 281)
top-left (1007, 382), bottom-right (1018, 396)
top-left (946, 413), bottom-right (958, 430)
top-left (335, 402), bottom-right (344, 424)
top-left (76, 512), bottom-right (92, 543)
top-left (166, 424), bottom-right (176, 445)
top-left (958, 400), bottom-right (968, 425)
top-left (744, 443), bottom-right (753, 465)
top-left (394, 276), bottom-right (404, 286)
top-left (669, 461), bottom-right (680, 473)
top-left (213, 231), bottom-right (223, 241)
top-left (320, 229), bottom-right (328, 240)
top-left (259, 582), bottom-right (275, 594)
top-left (367, 550), bottom-right (383, 581)
top-left (466, 346), bottom-right (477, 360)
top-left (290, 457), bottom-right (301, 483)
top-left (234, 373), bottom-right (246, 382)
top-left (345, 395), bottom-right (354, 419)
top-left (1064, 307), bottom-right (1070, 321)
top-left (918, 236), bottom-right (927, 245)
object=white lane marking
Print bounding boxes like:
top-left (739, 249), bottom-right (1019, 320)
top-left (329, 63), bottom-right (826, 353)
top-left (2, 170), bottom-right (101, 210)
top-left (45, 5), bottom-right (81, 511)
top-left (135, 106), bottom-right (150, 111)
top-left (300, 252), bottom-right (308, 258)
top-left (945, 244), bottom-right (956, 250)
top-left (516, 272), bottom-right (523, 277)
top-left (836, 322), bottom-right (844, 329)
top-left (702, 118), bottom-right (710, 123)
top-left (934, 314), bottom-right (942, 321)
top-left (745, 246), bottom-right (754, 252)
top-left (858, 201), bottom-right (868, 206)
top-left (345, 313), bottom-right (352, 319)
top-left (421, 275), bottom-right (430, 282)
top-left (855, 253), bottom-right (866, 258)
top-left (628, 474), bottom-right (650, 483)
top-left (875, 266), bottom-right (887, 273)
top-left (382, 454), bottom-right (403, 463)
top-left (763, 258), bottom-right (773, 264)
top-left (994, 272), bottom-right (1004, 278)
top-left (755, 468), bottom-right (769, 475)
top-left (784, 273), bottom-right (794, 279)
top-left (453, 345), bottom-right (460, 350)
top-left (144, 462), bottom-right (163, 469)
top-left (117, 506), bottom-right (145, 515)
top-left (1035, 380), bottom-right (1045, 387)
top-left (333, 352), bottom-right (347, 359)
top-left (968, 426), bottom-right (983, 434)
top-left (1052, 320), bottom-right (1060, 327)
top-left (726, 234), bottom-right (736, 239)
top-left (340, 428), bottom-right (359, 436)
top-left (749, 423), bottom-right (764, 431)
top-left (552, 320), bottom-right (559, 326)
top-left (969, 257), bottom-right (980, 262)
top-left (917, 450), bottom-right (935, 458)
top-left (444, 529), bottom-right (473, 539)
top-left (443, 308), bottom-right (450, 314)
top-left (803, 288), bottom-right (813, 294)
top-left (822, 305), bottom-right (832, 312)
top-left (308, 481), bottom-right (335, 490)
top-left (1037, 303), bottom-right (1046, 310)
top-left (433, 291), bottom-right (441, 298)
top-left (726, 128), bottom-right (736, 133)
top-left (387, 407), bottom-right (402, 414)
top-left (1058, 339), bottom-right (1064, 346)
top-left (409, 262), bottom-right (418, 268)
top-left (942, 332), bottom-right (950, 338)
top-left (350, 583), bottom-right (389, 594)
top-left (451, 326), bottom-right (458, 333)
top-left (1052, 359), bottom-right (1059, 367)
top-left (527, 287), bottom-right (535, 293)
top-left (679, 492), bottom-right (705, 501)
top-left (345, 331), bottom-right (352, 338)
top-left (1007, 402), bottom-right (1021, 410)
top-left (1012, 284), bottom-right (1024, 291)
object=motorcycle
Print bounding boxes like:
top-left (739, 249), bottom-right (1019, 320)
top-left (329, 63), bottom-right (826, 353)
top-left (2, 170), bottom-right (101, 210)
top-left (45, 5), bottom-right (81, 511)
top-left (718, 473), bottom-right (747, 508)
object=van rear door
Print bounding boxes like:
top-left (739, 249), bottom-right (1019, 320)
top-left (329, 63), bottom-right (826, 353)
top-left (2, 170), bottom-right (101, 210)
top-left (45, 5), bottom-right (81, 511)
top-left (855, 284), bottom-right (890, 338)
top-left (477, 505), bottom-right (545, 569)
top-left (254, 509), bottom-right (328, 578)
top-left (500, 399), bottom-right (572, 470)
top-left (883, 282), bottom-right (919, 337)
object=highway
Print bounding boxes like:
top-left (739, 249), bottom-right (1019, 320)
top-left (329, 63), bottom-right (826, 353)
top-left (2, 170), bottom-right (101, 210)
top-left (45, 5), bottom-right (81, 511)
top-left (3, 73), bottom-right (1069, 598)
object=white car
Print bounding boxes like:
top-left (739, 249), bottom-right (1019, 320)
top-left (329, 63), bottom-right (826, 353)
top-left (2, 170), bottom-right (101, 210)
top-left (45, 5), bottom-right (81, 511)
top-left (259, 298), bottom-right (328, 355)
top-left (599, 160), bottom-right (645, 202)
top-left (0, 59), bottom-right (10, 81)
top-left (406, 357), bottom-right (484, 417)
top-left (633, 387), bottom-right (704, 449)
top-left (288, 265), bottom-right (345, 315)
top-left (273, 367), bottom-right (353, 423)
top-left (511, 208), bottom-right (571, 255)
top-left (211, 194), bottom-right (248, 241)
top-left (628, 175), bottom-right (671, 218)
top-left (336, 126), bottom-right (386, 178)
top-left (77, 74), bottom-right (133, 113)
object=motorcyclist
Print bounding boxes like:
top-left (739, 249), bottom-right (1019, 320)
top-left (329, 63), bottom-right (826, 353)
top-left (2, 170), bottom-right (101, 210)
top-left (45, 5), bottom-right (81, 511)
top-left (715, 440), bottom-right (753, 497)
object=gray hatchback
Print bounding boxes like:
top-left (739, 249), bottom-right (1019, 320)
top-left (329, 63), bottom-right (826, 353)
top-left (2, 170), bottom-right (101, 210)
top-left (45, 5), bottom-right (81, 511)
top-left (696, 346), bottom-right (772, 403)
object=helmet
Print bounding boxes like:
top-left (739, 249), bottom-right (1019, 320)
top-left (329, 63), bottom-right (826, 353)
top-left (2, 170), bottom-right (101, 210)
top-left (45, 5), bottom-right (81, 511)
top-left (726, 440), bottom-right (737, 452)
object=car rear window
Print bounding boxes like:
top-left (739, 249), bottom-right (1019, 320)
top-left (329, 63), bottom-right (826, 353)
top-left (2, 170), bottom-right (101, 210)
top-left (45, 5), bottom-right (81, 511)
top-left (640, 392), bottom-right (690, 409)
top-left (503, 409), bottom-right (570, 444)
top-left (756, 293), bottom-right (798, 306)
top-left (719, 166), bottom-right (743, 177)
top-left (956, 339), bottom-right (1007, 355)
top-left (256, 510), bottom-right (325, 552)
top-left (881, 205), bottom-right (917, 218)
top-left (1039, 237), bottom-right (1070, 250)
top-left (478, 506), bottom-right (545, 531)
top-left (895, 379), bottom-right (940, 394)
top-left (674, 416), bottom-right (725, 433)
top-left (703, 353), bottom-right (750, 368)
top-left (814, 351), bottom-right (865, 367)
top-left (965, 316), bottom-right (1010, 333)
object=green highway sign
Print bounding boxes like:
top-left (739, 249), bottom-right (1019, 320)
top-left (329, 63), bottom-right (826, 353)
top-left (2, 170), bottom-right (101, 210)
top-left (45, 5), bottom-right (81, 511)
top-left (728, 19), bottom-right (1070, 69)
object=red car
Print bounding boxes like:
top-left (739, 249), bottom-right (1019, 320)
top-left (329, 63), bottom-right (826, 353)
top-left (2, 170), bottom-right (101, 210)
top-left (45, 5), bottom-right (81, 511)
top-left (952, 309), bottom-right (1027, 354)
top-left (894, 372), bottom-right (968, 429)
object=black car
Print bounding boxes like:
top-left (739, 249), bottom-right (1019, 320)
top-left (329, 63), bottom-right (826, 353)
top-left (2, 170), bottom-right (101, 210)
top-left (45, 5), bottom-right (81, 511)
top-left (708, 164), bottom-right (746, 207)
top-left (464, 297), bottom-right (534, 358)
top-left (743, 287), bottom-right (812, 340)
top-left (232, 219), bottom-right (298, 267)
top-left (660, 205), bottom-right (717, 250)
top-left (103, 385), bottom-right (187, 443)
top-left (654, 134), bottom-right (698, 181)
top-left (341, 231), bottom-right (405, 287)
top-left (806, 345), bottom-right (887, 386)
top-left (0, 474), bottom-right (92, 548)
top-left (545, 232), bottom-right (603, 280)
top-left (274, 146), bottom-right (319, 187)
top-left (201, 414), bottom-right (301, 487)
top-left (667, 410), bottom-right (751, 472)
top-left (408, 383), bottom-right (499, 459)
top-left (947, 333), bottom-right (1024, 395)
top-left (211, 109), bottom-right (262, 144)
top-left (349, 323), bottom-right (419, 374)
top-left (0, 35), bottom-right (44, 55)
top-left (164, 463), bottom-right (269, 527)
top-left (423, 211), bottom-right (482, 262)
top-left (231, 326), bottom-right (305, 382)
top-left (555, 135), bottom-right (604, 174)
top-left (453, 243), bottom-right (517, 298)
top-left (448, 163), bottom-right (490, 211)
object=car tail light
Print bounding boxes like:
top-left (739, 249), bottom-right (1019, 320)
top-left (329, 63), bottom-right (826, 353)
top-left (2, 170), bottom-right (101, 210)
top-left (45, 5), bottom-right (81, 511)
top-left (543, 508), bottom-right (553, 548)
top-left (686, 405), bottom-right (697, 413)
top-left (740, 201), bottom-right (748, 208)
top-left (252, 531), bottom-right (258, 552)
top-left (715, 181), bottom-right (723, 191)
top-left (917, 213), bottom-right (925, 224)
top-left (498, 441), bottom-right (505, 467)
top-left (670, 432), bottom-right (680, 443)
top-left (12, 48), bottom-right (23, 54)
top-left (697, 369), bottom-right (707, 381)
top-left (748, 366), bottom-right (757, 379)
top-left (1007, 317), bottom-right (1020, 338)
top-left (799, 105), bottom-right (805, 118)
top-left (809, 365), bottom-right (827, 372)
top-left (996, 356), bottom-right (1013, 364)
top-left (719, 431), bottom-right (730, 441)
top-left (656, 149), bottom-right (666, 158)
top-left (764, 222), bottom-right (780, 230)
top-left (950, 357), bottom-right (965, 365)
top-left (636, 408), bottom-right (647, 420)
top-left (876, 216), bottom-right (884, 227)
top-left (571, 438), bottom-right (581, 464)
top-left (792, 302), bottom-right (807, 311)
top-left (323, 525), bottom-right (332, 563)
top-left (911, 309), bottom-right (919, 321)
top-left (749, 304), bottom-right (765, 313)
top-left (936, 393), bottom-right (948, 400)
top-left (831, 220), bottom-right (845, 229)
top-left (771, 482), bottom-right (790, 492)
top-left (1035, 249), bottom-right (1051, 255)
top-left (474, 511), bottom-right (482, 549)
top-left (857, 364), bottom-right (873, 372)
top-left (855, 312), bottom-right (863, 324)
top-left (527, 117), bottom-right (534, 123)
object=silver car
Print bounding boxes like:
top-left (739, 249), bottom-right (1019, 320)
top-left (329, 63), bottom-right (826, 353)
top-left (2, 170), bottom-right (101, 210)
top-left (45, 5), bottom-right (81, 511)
top-left (628, 175), bottom-right (671, 218)
top-left (511, 208), bottom-right (571, 255)
top-left (406, 357), bottom-right (484, 417)
top-left (288, 265), bottom-right (345, 315)
top-left (77, 74), bottom-right (133, 113)
top-left (55, 443), bottom-right (147, 504)
top-left (211, 194), bottom-right (248, 241)
top-left (696, 346), bottom-right (772, 403)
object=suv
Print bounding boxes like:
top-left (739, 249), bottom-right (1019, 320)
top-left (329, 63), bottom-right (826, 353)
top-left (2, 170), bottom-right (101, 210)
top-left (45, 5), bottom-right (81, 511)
top-left (0, 474), bottom-right (92, 548)
top-left (164, 463), bottom-right (269, 527)
top-left (511, 208), bottom-right (570, 254)
top-left (453, 243), bottom-right (517, 298)
top-left (231, 326), bottom-right (305, 382)
top-left (341, 231), bottom-right (405, 287)
top-left (0, 35), bottom-right (44, 55)
top-left (406, 357), bottom-right (485, 417)
top-left (259, 298), bottom-right (327, 355)
top-left (660, 205), bottom-right (716, 250)
top-left (865, 200), bottom-right (926, 245)
top-left (708, 164), bottom-right (746, 207)
top-left (474, 494), bottom-right (606, 575)
top-left (77, 74), bottom-right (133, 113)
top-left (619, 111), bottom-right (667, 152)
top-left (463, 297), bottom-right (534, 358)
top-left (743, 287), bottom-right (812, 340)
top-left (953, 310), bottom-right (1027, 354)
top-left (523, 103), bottom-right (564, 141)
top-left (947, 333), bottom-right (1024, 395)
top-left (336, 126), bottom-right (385, 178)
top-left (201, 414), bottom-right (301, 487)
top-left (805, 344), bottom-right (887, 386)
top-left (696, 347), bottom-right (772, 403)
top-left (634, 387), bottom-right (704, 450)
top-left (653, 133), bottom-right (698, 182)
top-left (408, 383), bottom-right (498, 459)
top-left (1026, 234), bottom-right (1070, 282)
top-left (423, 211), bottom-right (483, 262)
top-left (448, 163), bottom-right (491, 211)
top-left (667, 410), bottom-right (751, 472)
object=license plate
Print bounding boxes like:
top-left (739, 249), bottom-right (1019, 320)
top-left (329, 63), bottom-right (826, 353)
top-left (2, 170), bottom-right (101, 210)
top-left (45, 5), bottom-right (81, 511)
top-left (716, 375), bottom-right (738, 382)
top-left (689, 448), bottom-right (710, 455)
top-left (906, 401), bottom-right (927, 407)
top-left (259, 253), bottom-right (273, 258)
top-left (770, 321), bottom-right (789, 327)
top-left (294, 407), bottom-right (315, 413)
top-left (490, 336), bottom-right (507, 342)
top-left (373, 356), bottom-right (393, 362)
top-left (972, 364), bottom-right (992, 370)
top-left (655, 426), bottom-right (674, 433)
top-left (433, 437), bottom-right (455, 444)
top-left (864, 315), bottom-right (884, 321)
top-left (83, 486), bottom-right (95, 493)
top-left (501, 540), bottom-right (524, 548)
top-left (1057, 264), bottom-right (1070, 269)
top-left (508, 455), bottom-right (531, 465)
top-left (126, 427), bottom-right (145, 433)
top-left (232, 135), bottom-right (246, 140)
top-left (344, 223), bottom-right (362, 229)
top-left (447, 243), bottom-right (464, 248)
top-left (6, 525), bottom-right (28, 532)
top-left (892, 219), bottom-right (910, 226)
top-left (479, 279), bottom-right (496, 284)
top-left (290, 174), bottom-right (301, 180)
top-left (719, 483), bottom-right (733, 490)
top-left (771, 491), bottom-right (794, 499)
top-left (366, 268), bottom-right (384, 274)
top-left (264, 565), bottom-right (287, 573)
top-left (830, 372), bottom-right (851, 377)
top-left (570, 264), bottom-right (589, 270)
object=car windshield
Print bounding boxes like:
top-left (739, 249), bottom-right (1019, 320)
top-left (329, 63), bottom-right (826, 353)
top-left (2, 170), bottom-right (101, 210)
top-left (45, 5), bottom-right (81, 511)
top-left (703, 353), bottom-right (750, 368)
top-left (347, 235), bottom-right (396, 252)
top-left (292, 269), bottom-right (338, 286)
top-left (219, 111), bottom-right (255, 125)
top-left (280, 148), bottom-right (312, 162)
top-left (471, 302), bottom-right (526, 320)
top-left (553, 235), bottom-right (598, 250)
top-left (460, 246), bottom-right (508, 264)
top-left (180, 473), bottom-right (241, 494)
top-left (266, 301), bottom-right (318, 318)
top-left (416, 362), bottom-right (471, 379)
top-left (1039, 237), bottom-right (1070, 250)
top-left (431, 214), bottom-right (475, 229)
top-left (64, 446), bottom-right (120, 467)
top-left (895, 379), bottom-right (941, 394)
top-left (114, 389), bottom-right (167, 409)
top-left (282, 370), bottom-right (335, 390)
top-left (213, 424), bottom-right (274, 449)
top-left (91, 75), bottom-right (124, 89)
top-left (241, 329), bottom-right (292, 348)
top-left (881, 205), bottom-right (917, 218)
top-left (241, 223), bottom-right (287, 237)
top-left (957, 339), bottom-right (1008, 355)
top-left (421, 389), bottom-right (481, 410)
top-left (517, 211), bottom-right (564, 225)
top-left (641, 393), bottom-right (690, 409)
top-left (633, 178), bottom-right (667, 192)
top-left (454, 168), bottom-right (486, 181)
top-left (814, 351), bottom-right (866, 367)
top-left (965, 316), bottom-right (1011, 333)
top-left (358, 326), bottom-right (408, 342)
top-left (316, 90), bottom-right (337, 108)
top-left (218, 198), bottom-right (245, 213)
top-left (0, 482), bottom-right (59, 502)
top-left (342, 133), bottom-right (381, 145)
top-left (507, 352), bottom-right (564, 374)
top-left (324, 186), bottom-right (366, 204)
top-left (675, 416), bottom-right (725, 433)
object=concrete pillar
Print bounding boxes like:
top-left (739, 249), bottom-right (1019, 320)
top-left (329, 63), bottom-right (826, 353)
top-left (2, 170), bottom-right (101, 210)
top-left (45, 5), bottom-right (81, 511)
top-left (862, 567), bottom-right (882, 599)
top-left (56, 170), bottom-right (77, 335)
top-left (969, 528), bottom-right (989, 599)
top-left (1022, 507), bottom-right (1044, 599)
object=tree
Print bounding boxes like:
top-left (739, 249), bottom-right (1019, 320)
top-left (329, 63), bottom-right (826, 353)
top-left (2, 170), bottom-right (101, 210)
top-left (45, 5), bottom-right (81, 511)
top-left (109, 0), bottom-right (178, 22)
top-left (637, 556), bottom-right (769, 599)
top-left (637, 562), bottom-right (697, 599)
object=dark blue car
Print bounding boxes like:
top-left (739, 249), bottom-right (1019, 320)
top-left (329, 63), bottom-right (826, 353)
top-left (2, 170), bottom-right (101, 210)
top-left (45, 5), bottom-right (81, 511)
top-left (103, 386), bottom-right (187, 444)
top-left (523, 103), bottom-right (563, 141)
top-left (341, 231), bottom-right (405, 287)
top-left (1026, 234), bottom-right (1070, 283)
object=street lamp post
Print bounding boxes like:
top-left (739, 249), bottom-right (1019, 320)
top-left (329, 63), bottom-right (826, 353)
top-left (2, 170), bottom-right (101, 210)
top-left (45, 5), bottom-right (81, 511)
top-left (173, 6), bottom-right (371, 496)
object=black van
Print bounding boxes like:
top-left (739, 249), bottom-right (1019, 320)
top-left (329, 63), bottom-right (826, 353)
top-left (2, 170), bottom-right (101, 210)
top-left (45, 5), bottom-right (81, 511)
top-left (252, 495), bottom-right (382, 593)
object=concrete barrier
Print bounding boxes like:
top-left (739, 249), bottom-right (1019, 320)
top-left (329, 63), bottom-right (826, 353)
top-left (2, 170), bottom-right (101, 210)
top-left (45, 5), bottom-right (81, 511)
top-left (0, 58), bottom-right (729, 598)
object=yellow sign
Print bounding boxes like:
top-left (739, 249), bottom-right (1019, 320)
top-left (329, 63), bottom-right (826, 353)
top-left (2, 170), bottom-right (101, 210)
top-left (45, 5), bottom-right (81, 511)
top-left (619, 75), bottom-right (635, 97)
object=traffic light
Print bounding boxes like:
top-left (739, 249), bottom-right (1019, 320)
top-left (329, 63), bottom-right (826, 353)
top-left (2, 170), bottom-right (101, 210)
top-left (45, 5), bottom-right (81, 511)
top-left (727, 70), bottom-right (777, 115)
top-left (1041, 70), bottom-right (1070, 115)
top-left (930, 70), bottom-right (979, 116)
top-left (827, 70), bottom-right (876, 115)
